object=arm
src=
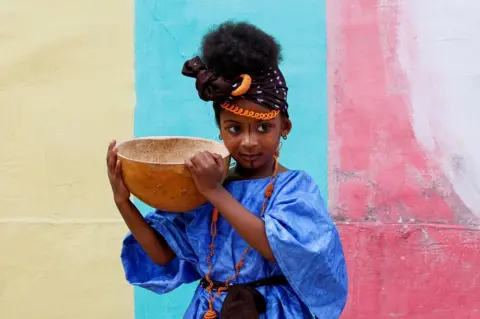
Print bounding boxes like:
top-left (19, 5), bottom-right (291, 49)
top-left (116, 199), bottom-right (176, 266)
top-left (205, 187), bottom-right (276, 261)
top-left (184, 150), bottom-right (275, 261)
top-left (107, 140), bottom-right (175, 266)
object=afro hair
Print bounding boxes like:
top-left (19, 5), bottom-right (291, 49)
top-left (200, 21), bottom-right (282, 80)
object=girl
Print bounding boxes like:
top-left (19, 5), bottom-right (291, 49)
top-left (107, 21), bottom-right (348, 319)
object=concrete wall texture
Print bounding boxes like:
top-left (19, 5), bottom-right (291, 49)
top-left (1, 1), bottom-right (135, 318)
top-left (2, 0), bottom-right (480, 318)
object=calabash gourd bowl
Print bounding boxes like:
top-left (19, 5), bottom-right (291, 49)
top-left (116, 136), bottom-right (231, 212)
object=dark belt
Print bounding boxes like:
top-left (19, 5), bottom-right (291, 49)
top-left (199, 275), bottom-right (288, 291)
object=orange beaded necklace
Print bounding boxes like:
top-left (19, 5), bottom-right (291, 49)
top-left (202, 156), bottom-right (279, 319)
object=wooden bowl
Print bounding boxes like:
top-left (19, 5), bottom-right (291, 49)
top-left (116, 136), bottom-right (231, 212)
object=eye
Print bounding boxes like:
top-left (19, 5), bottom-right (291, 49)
top-left (227, 125), bottom-right (242, 134)
top-left (258, 123), bottom-right (272, 133)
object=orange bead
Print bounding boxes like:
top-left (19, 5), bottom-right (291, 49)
top-left (203, 309), bottom-right (217, 319)
top-left (265, 184), bottom-right (274, 197)
top-left (231, 74), bottom-right (252, 96)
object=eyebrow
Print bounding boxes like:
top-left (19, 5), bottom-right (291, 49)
top-left (223, 119), bottom-right (241, 124)
top-left (223, 118), bottom-right (273, 125)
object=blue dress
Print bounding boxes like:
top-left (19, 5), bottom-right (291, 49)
top-left (121, 170), bottom-right (348, 318)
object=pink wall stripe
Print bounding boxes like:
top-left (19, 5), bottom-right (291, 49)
top-left (327, 1), bottom-right (480, 317)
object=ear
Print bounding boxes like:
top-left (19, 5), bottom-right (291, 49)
top-left (281, 117), bottom-right (292, 137)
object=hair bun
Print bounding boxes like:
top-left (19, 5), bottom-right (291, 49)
top-left (200, 21), bottom-right (282, 80)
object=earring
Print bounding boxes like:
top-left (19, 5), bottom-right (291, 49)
top-left (282, 134), bottom-right (288, 140)
top-left (219, 135), bottom-right (223, 140)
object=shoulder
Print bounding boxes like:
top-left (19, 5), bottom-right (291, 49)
top-left (275, 170), bottom-right (322, 197)
top-left (269, 170), bottom-right (332, 220)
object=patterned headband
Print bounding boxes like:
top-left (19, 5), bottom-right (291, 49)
top-left (181, 56), bottom-right (289, 119)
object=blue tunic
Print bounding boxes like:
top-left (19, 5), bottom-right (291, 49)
top-left (121, 170), bottom-right (348, 318)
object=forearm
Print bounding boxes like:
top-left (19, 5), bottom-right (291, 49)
top-left (205, 188), bottom-right (276, 261)
top-left (116, 199), bottom-right (176, 265)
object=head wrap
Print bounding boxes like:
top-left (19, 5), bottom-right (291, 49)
top-left (182, 56), bottom-right (289, 116)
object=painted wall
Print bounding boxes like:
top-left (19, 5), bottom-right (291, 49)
top-left (0, 1), bottom-right (135, 318)
top-left (327, 0), bottom-right (480, 318)
top-left (133, 0), bottom-right (480, 318)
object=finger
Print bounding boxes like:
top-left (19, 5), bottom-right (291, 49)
top-left (185, 159), bottom-right (197, 173)
top-left (190, 152), bottom-right (207, 168)
top-left (115, 159), bottom-right (123, 178)
top-left (212, 153), bottom-right (225, 169)
top-left (106, 140), bottom-right (116, 163)
top-left (212, 153), bottom-right (223, 166)
top-left (212, 153), bottom-right (225, 175)
top-left (199, 151), bottom-right (216, 167)
top-left (108, 148), bottom-right (118, 174)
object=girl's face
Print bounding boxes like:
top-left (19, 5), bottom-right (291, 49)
top-left (219, 99), bottom-right (292, 171)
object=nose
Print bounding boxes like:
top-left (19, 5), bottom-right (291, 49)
top-left (240, 131), bottom-right (259, 149)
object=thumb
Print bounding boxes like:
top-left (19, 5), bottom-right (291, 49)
top-left (213, 153), bottom-right (225, 171)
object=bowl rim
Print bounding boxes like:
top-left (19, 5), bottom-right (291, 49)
top-left (115, 135), bottom-right (231, 165)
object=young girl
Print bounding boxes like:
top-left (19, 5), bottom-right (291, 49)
top-left (107, 21), bottom-right (348, 319)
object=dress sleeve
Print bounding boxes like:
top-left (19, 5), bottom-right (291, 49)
top-left (120, 210), bottom-right (200, 295)
top-left (264, 181), bottom-right (348, 318)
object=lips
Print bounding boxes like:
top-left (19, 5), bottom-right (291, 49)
top-left (239, 153), bottom-right (262, 161)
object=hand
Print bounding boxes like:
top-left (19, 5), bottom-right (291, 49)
top-left (185, 151), bottom-right (225, 197)
top-left (106, 140), bottom-right (131, 205)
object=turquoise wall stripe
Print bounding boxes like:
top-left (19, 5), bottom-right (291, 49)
top-left (132, 0), bottom-right (328, 317)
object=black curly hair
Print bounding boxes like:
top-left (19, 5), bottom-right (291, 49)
top-left (200, 21), bottom-right (283, 125)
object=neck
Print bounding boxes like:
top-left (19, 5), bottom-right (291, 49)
top-left (233, 157), bottom-right (279, 180)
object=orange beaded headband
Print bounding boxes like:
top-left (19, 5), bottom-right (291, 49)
top-left (220, 102), bottom-right (280, 120)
